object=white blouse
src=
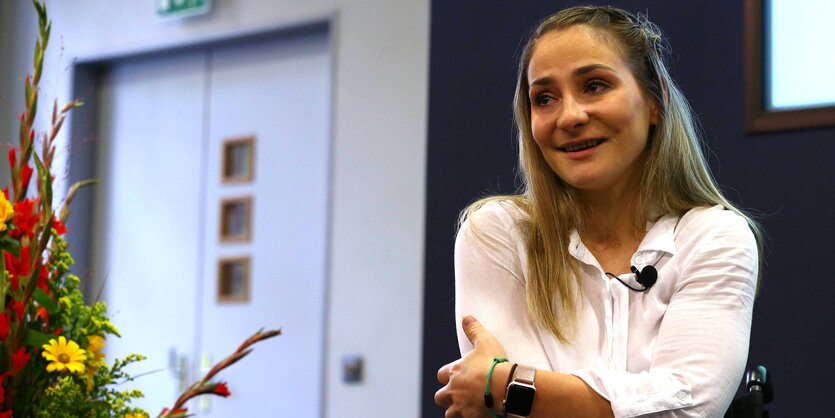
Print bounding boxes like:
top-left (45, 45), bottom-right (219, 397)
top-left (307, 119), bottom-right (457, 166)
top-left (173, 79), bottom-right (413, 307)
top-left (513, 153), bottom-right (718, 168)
top-left (455, 201), bottom-right (758, 417)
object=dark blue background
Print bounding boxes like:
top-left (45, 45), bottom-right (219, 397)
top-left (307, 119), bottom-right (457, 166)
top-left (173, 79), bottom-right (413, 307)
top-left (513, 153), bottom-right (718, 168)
top-left (422, 1), bottom-right (835, 416)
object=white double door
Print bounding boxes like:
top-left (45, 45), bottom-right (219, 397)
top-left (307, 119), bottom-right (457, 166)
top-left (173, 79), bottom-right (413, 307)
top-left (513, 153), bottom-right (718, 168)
top-left (93, 30), bottom-right (331, 417)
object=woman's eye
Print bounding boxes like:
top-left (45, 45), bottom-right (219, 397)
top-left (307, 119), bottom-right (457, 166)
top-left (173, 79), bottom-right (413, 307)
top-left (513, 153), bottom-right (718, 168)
top-left (534, 94), bottom-right (555, 106)
top-left (586, 80), bottom-right (609, 93)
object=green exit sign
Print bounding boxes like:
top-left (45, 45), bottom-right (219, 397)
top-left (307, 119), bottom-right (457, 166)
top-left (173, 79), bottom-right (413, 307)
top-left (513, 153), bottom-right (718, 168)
top-left (156, 0), bottom-right (211, 19)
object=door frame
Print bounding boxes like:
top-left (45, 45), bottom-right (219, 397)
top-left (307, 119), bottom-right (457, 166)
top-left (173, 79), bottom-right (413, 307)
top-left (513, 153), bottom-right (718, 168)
top-left (64, 19), bottom-right (335, 416)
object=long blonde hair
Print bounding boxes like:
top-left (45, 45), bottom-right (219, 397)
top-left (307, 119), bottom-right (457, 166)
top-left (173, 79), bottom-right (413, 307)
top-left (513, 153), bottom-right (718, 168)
top-left (462, 6), bottom-right (763, 343)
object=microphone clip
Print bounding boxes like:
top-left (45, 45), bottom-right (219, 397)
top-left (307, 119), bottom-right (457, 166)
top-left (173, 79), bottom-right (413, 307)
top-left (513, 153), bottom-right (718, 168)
top-left (606, 265), bottom-right (658, 292)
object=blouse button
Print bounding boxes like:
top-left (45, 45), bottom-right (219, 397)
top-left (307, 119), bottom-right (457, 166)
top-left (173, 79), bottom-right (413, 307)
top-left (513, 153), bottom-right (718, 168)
top-left (634, 255), bottom-right (643, 264)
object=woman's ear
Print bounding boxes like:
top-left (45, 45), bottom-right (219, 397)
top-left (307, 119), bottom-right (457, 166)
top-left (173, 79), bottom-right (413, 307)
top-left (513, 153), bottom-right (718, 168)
top-left (650, 104), bottom-right (660, 125)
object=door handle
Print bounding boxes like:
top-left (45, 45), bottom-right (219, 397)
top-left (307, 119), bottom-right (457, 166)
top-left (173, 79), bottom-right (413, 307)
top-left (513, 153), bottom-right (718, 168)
top-left (168, 347), bottom-right (189, 393)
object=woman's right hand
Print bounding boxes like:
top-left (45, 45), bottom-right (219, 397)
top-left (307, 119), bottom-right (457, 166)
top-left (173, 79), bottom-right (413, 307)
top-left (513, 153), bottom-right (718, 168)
top-left (435, 316), bottom-right (509, 418)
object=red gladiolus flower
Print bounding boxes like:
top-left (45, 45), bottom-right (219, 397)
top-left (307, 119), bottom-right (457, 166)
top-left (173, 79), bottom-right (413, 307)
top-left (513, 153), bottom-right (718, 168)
top-left (20, 163), bottom-right (33, 191)
top-left (0, 411), bottom-right (11, 418)
top-left (12, 198), bottom-right (37, 239)
top-left (5, 245), bottom-right (32, 290)
top-left (213, 382), bottom-right (231, 397)
top-left (10, 300), bottom-right (24, 321)
top-left (0, 372), bottom-right (11, 405)
top-left (0, 314), bottom-right (10, 341)
top-left (7, 149), bottom-right (15, 169)
top-left (52, 216), bottom-right (67, 235)
top-left (36, 306), bottom-right (49, 324)
top-left (160, 407), bottom-right (189, 417)
top-left (12, 347), bottom-right (30, 374)
top-left (37, 264), bottom-right (50, 293)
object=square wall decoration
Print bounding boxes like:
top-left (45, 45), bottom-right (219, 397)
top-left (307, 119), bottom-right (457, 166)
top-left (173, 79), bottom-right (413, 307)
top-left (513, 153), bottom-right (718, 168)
top-left (220, 196), bottom-right (252, 243)
top-left (217, 257), bottom-right (250, 303)
top-left (222, 136), bottom-right (255, 183)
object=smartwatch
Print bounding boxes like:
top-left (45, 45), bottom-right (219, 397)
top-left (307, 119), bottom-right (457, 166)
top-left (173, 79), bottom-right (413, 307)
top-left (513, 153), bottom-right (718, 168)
top-left (504, 365), bottom-right (536, 417)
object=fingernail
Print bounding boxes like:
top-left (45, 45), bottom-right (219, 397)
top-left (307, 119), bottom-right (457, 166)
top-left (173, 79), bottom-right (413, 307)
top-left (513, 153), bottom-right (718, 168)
top-left (463, 315), bottom-right (475, 328)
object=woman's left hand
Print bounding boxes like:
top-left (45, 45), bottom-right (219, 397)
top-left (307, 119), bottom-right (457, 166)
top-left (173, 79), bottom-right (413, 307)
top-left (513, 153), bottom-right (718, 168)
top-left (435, 316), bottom-right (508, 418)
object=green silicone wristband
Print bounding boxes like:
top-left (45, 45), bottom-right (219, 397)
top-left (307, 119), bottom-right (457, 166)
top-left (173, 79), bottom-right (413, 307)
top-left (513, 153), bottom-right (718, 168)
top-left (485, 357), bottom-right (508, 418)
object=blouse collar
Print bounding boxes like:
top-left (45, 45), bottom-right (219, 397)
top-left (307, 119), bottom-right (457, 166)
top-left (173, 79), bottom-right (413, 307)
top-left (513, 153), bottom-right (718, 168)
top-left (568, 213), bottom-right (679, 267)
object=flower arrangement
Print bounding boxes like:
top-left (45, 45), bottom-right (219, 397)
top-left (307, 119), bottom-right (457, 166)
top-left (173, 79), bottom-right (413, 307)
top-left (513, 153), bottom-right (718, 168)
top-left (0, 2), bottom-right (280, 417)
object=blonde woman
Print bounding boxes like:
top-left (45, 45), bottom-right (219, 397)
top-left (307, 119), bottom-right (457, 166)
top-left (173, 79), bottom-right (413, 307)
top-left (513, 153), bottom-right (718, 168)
top-left (435, 6), bottom-right (761, 418)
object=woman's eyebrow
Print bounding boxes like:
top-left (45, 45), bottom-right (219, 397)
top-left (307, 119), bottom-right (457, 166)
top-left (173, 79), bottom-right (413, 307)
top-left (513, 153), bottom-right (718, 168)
top-left (529, 64), bottom-right (617, 88)
top-left (573, 63), bottom-right (616, 76)
top-left (529, 76), bottom-right (556, 88)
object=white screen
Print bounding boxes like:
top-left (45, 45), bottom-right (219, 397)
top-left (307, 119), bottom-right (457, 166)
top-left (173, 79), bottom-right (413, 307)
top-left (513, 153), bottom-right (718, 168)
top-left (768, 0), bottom-right (835, 110)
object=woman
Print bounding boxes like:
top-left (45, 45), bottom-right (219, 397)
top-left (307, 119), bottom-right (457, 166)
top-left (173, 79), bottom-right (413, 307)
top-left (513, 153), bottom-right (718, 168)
top-left (435, 6), bottom-right (761, 418)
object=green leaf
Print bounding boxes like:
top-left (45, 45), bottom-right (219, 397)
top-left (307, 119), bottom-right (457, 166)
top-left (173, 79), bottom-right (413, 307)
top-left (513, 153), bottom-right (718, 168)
top-left (24, 328), bottom-right (53, 348)
top-left (34, 287), bottom-right (58, 313)
top-left (0, 237), bottom-right (20, 257)
top-left (33, 153), bottom-right (52, 216)
top-left (33, 152), bottom-right (46, 177)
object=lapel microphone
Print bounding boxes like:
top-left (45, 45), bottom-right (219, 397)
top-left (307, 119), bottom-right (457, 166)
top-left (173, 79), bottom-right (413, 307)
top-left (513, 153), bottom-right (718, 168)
top-left (606, 265), bottom-right (658, 292)
top-left (630, 265), bottom-right (658, 289)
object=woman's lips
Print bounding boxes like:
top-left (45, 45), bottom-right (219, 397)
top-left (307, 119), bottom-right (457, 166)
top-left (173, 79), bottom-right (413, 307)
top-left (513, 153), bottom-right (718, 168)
top-left (557, 138), bottom-right (606, 159)
top-left (558, 138), bottom-right (606, 152)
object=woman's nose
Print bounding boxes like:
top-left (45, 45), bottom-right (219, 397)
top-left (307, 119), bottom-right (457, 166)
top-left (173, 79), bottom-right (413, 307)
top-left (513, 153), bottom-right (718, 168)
top-left (556, 95), bottom-right (589, 130)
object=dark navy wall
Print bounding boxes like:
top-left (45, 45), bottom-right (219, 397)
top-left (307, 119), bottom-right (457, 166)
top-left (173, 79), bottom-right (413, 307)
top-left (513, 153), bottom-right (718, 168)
top-left (422, 1), bottom-right (835, 417)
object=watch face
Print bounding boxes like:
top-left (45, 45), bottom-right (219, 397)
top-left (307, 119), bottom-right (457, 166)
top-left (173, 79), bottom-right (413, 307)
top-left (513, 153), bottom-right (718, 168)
top-left (505, 383), bottom-right (536, 416)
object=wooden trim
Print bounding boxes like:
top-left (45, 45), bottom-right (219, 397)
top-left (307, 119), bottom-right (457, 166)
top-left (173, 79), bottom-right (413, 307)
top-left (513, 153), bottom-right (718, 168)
top-left (219, 196), bottom-right (253, 243)
top-left (217, 256), bottom-right (251, 303)
top-left (222, 136), bottom-right (255, 183)
top-left (744, 0), bottom-right (835, 132)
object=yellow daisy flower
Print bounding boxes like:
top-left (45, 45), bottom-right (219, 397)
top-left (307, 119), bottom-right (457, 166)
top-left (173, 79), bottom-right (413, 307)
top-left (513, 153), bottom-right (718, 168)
top-left (0, 193), bottom-right (13, 232)
top-left (88, 335), bottom-right (106, 362)
top-left (86, 335), bottom-right (106, 389)
top-left (125, 413), bottom-right (149, 418)
top-left (42, 336), bottom-right (87, 373)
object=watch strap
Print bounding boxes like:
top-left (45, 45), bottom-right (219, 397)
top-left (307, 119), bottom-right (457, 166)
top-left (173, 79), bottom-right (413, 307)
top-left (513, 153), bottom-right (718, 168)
top-left (504, 363), bottom-right (519, 391)
top-left (513, 365), bottom-right (536, 385)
